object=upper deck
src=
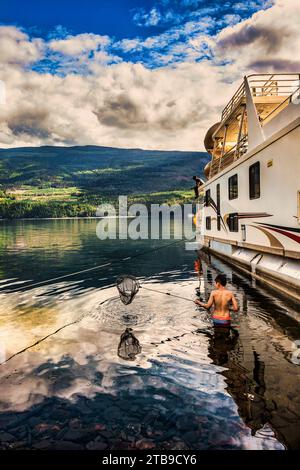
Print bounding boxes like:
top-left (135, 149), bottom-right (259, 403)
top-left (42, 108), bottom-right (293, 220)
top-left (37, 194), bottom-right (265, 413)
top-left (205, 74), bottom-right (300, 179)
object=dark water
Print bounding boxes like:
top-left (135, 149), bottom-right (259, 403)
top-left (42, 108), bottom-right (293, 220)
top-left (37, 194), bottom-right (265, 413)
top-left (0, 219), bottom-right (299, 450)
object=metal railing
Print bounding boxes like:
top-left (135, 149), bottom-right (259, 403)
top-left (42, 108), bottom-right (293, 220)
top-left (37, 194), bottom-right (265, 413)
top-left (221, 74), bottom-right (300, 124)
top-left (221, 82), bottom-right (245, 122)
top-left (261, 85), bottom-right (300, 125)
top-left (210, 74), bottom-right (300, 179)
top-left (248, 74), bottom-right (300, 98)
top-left (209, 135), bottom-right (248, 178)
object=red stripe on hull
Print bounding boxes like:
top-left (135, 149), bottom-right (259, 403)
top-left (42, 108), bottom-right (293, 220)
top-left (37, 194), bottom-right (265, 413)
top-left (260, 226), bottom-right (300, 245)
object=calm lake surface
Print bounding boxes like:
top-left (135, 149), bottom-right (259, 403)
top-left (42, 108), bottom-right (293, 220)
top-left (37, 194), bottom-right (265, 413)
top-left (0, 219), bottom-right (299, 450)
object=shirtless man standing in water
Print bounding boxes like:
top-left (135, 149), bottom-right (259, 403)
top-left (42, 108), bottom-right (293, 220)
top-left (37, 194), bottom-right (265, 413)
top-left (195, 274), bottom-right (238, 325)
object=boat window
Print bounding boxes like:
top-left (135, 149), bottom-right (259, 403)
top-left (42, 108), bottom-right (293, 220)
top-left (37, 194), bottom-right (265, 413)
top-left (228, 213), bottom-right (239, 232)
top-left (205, 189), bottom-right (211, 207)
top-left (249, 162), bottom-right (260, 199)
top-left (228, 174), bottom-right (238, 200)
top-left (217, 184), bottom-right (221, 231)
top-left (206, 216), bottom-right (211, 230)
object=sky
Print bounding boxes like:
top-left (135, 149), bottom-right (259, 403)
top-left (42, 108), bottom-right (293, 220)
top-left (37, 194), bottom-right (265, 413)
top-left (0, 0), bottom-right (299, 150)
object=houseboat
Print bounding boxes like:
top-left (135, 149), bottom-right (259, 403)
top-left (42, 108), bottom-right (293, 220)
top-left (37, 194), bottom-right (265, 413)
top-left (198, 74), bottom-right (300, 302)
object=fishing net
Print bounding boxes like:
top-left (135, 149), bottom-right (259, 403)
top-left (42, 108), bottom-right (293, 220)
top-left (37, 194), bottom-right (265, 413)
top-left (118, 328), bottom-right (142, 361)
top-left (116, 275), bottom-right (140, 305)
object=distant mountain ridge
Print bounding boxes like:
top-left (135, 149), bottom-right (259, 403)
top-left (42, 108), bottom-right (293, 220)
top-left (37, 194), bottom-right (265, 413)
top-left (0, 145), bottom-right (209, 195)
top-left (0, 145), bottom-right (209, 218)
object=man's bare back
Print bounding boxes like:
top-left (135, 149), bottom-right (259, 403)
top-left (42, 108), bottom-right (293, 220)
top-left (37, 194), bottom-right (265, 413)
top-left (195, 274), bottom-right (238, 322)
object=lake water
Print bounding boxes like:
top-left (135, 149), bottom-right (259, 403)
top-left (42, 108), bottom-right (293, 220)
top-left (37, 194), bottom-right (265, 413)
top-left (0, 219), bottom-right (299, 450)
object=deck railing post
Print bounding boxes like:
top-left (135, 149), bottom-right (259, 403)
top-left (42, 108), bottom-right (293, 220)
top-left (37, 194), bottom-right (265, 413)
top-left (219, 124), bottom-right (228, 172)
top-left (234, 104), bottom-right (246, 161)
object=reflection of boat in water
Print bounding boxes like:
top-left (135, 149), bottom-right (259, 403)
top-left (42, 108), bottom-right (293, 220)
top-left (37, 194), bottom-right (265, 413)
top-left (207, 323), bottom-right (300, 448)
top-left (208, 327), bottom-right (274, 436)
top-left (198, 74), bottom-right (300, 302)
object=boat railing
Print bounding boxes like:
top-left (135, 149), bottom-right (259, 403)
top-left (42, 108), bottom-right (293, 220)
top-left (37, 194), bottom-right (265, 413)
top-left (248, 74), bottom-right (300, 98)
top-left (209, 135), bottom-right (248, 178)
top-left (221, 82), bottom-right (245, 122)
top-left (261, 84), bottom-right (300, 125)
top-left (221, 74), bottom-right (300, 124)
top-left (209, 74), bottom-right (300, 179)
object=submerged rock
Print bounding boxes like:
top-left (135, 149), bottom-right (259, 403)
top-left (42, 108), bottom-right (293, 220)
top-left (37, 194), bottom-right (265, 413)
top-left (163, 439), bottom-right (187, 450)
top-left (27, 417), bottom-right (40, 427)
top-left (33, 441), bottom-right (56, 450)
top-left (111, 440), bottom-right (134, 450)
top-left (176, 415), bottom-right (198, 431)
top-left (182, 431), bottom-right (200, 445)
top-left (53, 441), bottom-right (84, 450)
top-left (126, 422), bottom-right (141, 435)
top-left (86, 441), bottom-right (108, 450)
top-left (60, 428), bottom-right (95, 443)
top-left (94, 423), bottom-right (106, 431)
top-left (0, 432), bottom-right (15, 443)
top-left (75, 401), bottom-right (92, 416)
top-left (69, 418), bottom-right (82, 429)
top-left (8, 440), bottom-right (28, 450)
top-left (135, 439), bottom-right (156, 450)
top-left (9, 425), bottom-right (27, 439)
top-left (103, 406), bottom-right (120, 421)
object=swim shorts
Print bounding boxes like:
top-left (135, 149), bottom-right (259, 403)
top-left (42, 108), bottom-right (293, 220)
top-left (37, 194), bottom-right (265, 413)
top-left (212, 318), bottom-right (231, 326)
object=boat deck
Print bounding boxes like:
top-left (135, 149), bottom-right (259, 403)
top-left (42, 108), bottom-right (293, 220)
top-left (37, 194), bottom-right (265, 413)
top-left (208, 74), bottom-right (300, 179)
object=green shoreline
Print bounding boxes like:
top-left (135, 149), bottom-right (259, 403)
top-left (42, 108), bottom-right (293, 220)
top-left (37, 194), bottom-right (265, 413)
top-left (0, 190), bottom-right (195, 219)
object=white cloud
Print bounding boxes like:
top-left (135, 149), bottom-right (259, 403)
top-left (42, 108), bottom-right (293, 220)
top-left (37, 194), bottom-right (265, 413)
top-left (0, 26), bottom-right (43, 65)
top-left (47, 33), bottom-right (122, 73)
top-left (0, 0), bottom-right (298, 151)
top-left (116, 38), bottom-right (142, 53)
top-left (132, 6), bottom-right (185, 28)
top-left (214, 0), bottom-right (300, 72)
top-left (116, 16), bottom-right (215, 67)
top-left (137, 7), bottom-right (162, 27)
top-left (49, 33), bottom-right (110, 55)
top-left (0, 58), bottom-right (230, 150)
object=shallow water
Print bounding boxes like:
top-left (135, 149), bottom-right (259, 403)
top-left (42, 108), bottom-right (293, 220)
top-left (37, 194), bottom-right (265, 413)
top-left (0, 219), bottom-right (299, 450)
